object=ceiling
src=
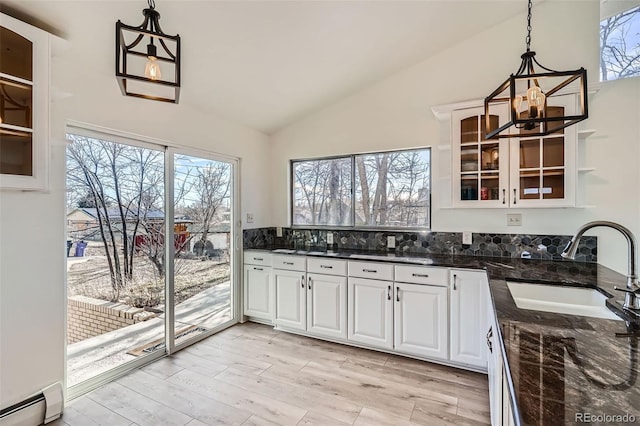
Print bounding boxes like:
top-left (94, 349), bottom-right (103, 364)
top-left (2, 1), bottom-right (528, 134)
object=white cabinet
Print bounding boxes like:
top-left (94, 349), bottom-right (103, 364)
top-left (0, 13), bottom-right (50, 190)
top-left (449, 269), bottom-right (488, 368)
top-left (307, 272), bottom-right (347, 339)
top-left (274, 255), bottom-right (347, 338)
top-left (487, 286), bottom-right (503, 426)
top-left (243, 251), bottom-right (273, 322)
top-left (394, 282), bottom-right (448, 360)
top-left (449, 95), bottom-right (577, 208)
top-left (348, 277), bottom-right (393, 349)
top-left (274, 269), bottom-right (306, 330)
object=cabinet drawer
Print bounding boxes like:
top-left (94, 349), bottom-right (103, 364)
top-left (348, 261), bottom-right (394, 281)
top-left (307, 257), bottom-right (347, 276)
top-left (244, 251), bottom-right (272, 266)
top-left (273, 255), bottom-right (306, 271)
top-left (394, 265), bottom-right (448, 286)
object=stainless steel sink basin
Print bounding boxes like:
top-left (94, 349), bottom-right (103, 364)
top-left (272, 249), bottom-right (297, 254)
top-left (506, 281), bottom-right (622, 321)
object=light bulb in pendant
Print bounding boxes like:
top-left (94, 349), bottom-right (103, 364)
top-left (526, 86), bottom-right (544, 118)
top-left (513, 95), bottom-right (523, 112)
top-left (144, 42), bottom-right (161, 81)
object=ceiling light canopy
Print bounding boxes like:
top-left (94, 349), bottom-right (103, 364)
top-left (116, 0), bottom-right (181, 103)
top-left (484, 0), bottom-right (587, 139)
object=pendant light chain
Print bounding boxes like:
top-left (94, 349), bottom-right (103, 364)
top-left (525, 0), bottom-right (532, 52)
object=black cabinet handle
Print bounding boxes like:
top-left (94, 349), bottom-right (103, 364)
top-left (308, 277), bottom-right (312, 290)
top-left (502, 189), bottom-right (506, 205)
top-left (283, 261), bottom-right (294, 265)
top-left (486, 327), bottom-right (493, 353)
top-left (396, 286), bottom-right (400, 302)
top-left (513, 188), bottom-right (517, 205)
top-left (363, 269), bottom-right (377, 273)
top-left (453, 274), bottom-right (457, 290)
top-left (254, 257), bottom-right (263, 261)
top-left (301, 275), bottom-right (305, 288)
top-left (320, 265), bottom-right (333, 269)
top-left (387, 285), bottom-right (391, 300)
top-left (412, 273), bottom-right (429, 278)
top-left (253, 267), bottom-right (263, 271)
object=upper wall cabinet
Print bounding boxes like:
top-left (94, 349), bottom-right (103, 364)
top-left (440, 94), bottom-right (577, 208)
top-left (0, 13), bottom-right (50, 190)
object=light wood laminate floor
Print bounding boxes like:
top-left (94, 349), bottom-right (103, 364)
top-left (52, 322), bottom-right (490, 425)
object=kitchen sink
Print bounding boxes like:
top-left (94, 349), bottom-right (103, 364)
top-left (506, 281), bottom-right (622, 321)
top-left (272, 249), bottom-right (297, 254)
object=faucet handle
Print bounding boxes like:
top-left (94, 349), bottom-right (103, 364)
top-left (614, 286), bottom-right (640, 295)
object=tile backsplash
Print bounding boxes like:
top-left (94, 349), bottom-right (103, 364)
top-left (242, 228), bottom-right (597, 263)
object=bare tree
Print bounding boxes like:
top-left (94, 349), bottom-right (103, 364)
top-left (600, 7), bottom-right (640, 81)
top-left (67, 135), bottom-right (164, 298)
top-left (183, 162), bottom-right (231, 255)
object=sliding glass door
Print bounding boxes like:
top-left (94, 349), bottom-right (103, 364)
top-left (66, 128), bottom-right (238, 395)
top-left (170, 152), bottom-right (235, 350)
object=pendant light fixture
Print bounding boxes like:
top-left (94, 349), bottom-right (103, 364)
top-left (484, 0), bottom-right (587, 139)
top-left (116, 0), bottom-right (181, 103)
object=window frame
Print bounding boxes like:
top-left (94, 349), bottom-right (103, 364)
top-left (290, 147), bottom-right (432, 231)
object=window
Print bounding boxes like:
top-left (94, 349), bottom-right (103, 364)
top-left (600, 4), bottom-right (640, 82)
top-left (291, 148), bottom-right (431, 229)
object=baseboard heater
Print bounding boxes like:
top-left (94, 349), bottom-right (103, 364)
top-left (0, 383), bottom-right (63, 426)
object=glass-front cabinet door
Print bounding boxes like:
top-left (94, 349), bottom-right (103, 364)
top-left (0, 13), bottom-right (49, 190)
top-left (452, 105), bottom-right (509, 208)
top-left (509, 95), bottom-right (576, 208)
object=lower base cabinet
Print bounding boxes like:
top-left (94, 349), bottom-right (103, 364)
top-left (307, 273), bottom-right (347, 339)
top-left (394, 282), bottom-right (448, 360)
top-left (347, 277), bottom-right (393, 349)
top-left (274, 269), bottom-right (306, 330)
top-left (347, 278), bottom-right (448, 360)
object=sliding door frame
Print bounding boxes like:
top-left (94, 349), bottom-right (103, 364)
top-left (65, 122), bottom-right (241, 399)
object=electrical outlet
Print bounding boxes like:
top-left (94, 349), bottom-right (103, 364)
top-left (462, 231), bottom-right (472, 245)
top-left (327, 232), bottom-right (334, 244)
top-left (507, 213), bottom-right (522, 226)
top-left (387, 236), bottom-right (396, 249)
top-left (276, 227), bottom-right (283, 237)
top-left (246, 213), bottom-right (254, 224)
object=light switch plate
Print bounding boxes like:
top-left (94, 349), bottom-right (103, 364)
top-left (462, 231), bottom-right (472, 245)
top-left (387, 236), bottom-right (396, 249)
top-left (327, 232), bottom-right (334, 244)
top-left (507, 213), bottom-right (522, 226)
top-left (246, 213), bottom-right (254, 223)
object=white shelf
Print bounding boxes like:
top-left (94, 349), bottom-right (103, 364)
top-left (577, 129), bottom-right (596, 139)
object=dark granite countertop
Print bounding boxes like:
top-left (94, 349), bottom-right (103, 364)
top-left (245, 248), bottom-right (640, 425)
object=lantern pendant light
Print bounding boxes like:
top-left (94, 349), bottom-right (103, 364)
top-left (484, 0), bottom-right (587, 139)
top-left (116, 0), bottom-right (181, 103)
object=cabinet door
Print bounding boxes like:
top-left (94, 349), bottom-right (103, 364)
top-left (347, 277), bottom-right (393, 349)
top-left (307, 273), bottom-right (347, 339)
top-left (450, 270), bottom-right (488, 368)
top-left (394, 283), bottom-right (448, 360)
top-left (274, 269), bottom-right (306, 331)
top-left (452, 105), bottom-right (510, 208)
top-left (243, 265), bottom-right (273, 321)
top-left (509, 94), bottom-right (576, 208)
top-left (0, 13), bottom-right (50, 190)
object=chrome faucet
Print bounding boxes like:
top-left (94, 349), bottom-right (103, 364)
top-left (561, 221), bottom-right (640, 311)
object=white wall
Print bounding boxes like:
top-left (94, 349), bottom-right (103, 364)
top-left (0, 5), bottom-right (271, 410)
top-left (270, 1), bottom-right (640, 275)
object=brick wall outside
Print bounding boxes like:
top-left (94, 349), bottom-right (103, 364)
top-left (67, 295), bottom-right (157, 344)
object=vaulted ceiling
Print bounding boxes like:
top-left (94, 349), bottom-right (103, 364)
top-left (2, 1), bottom-right (528, 134)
